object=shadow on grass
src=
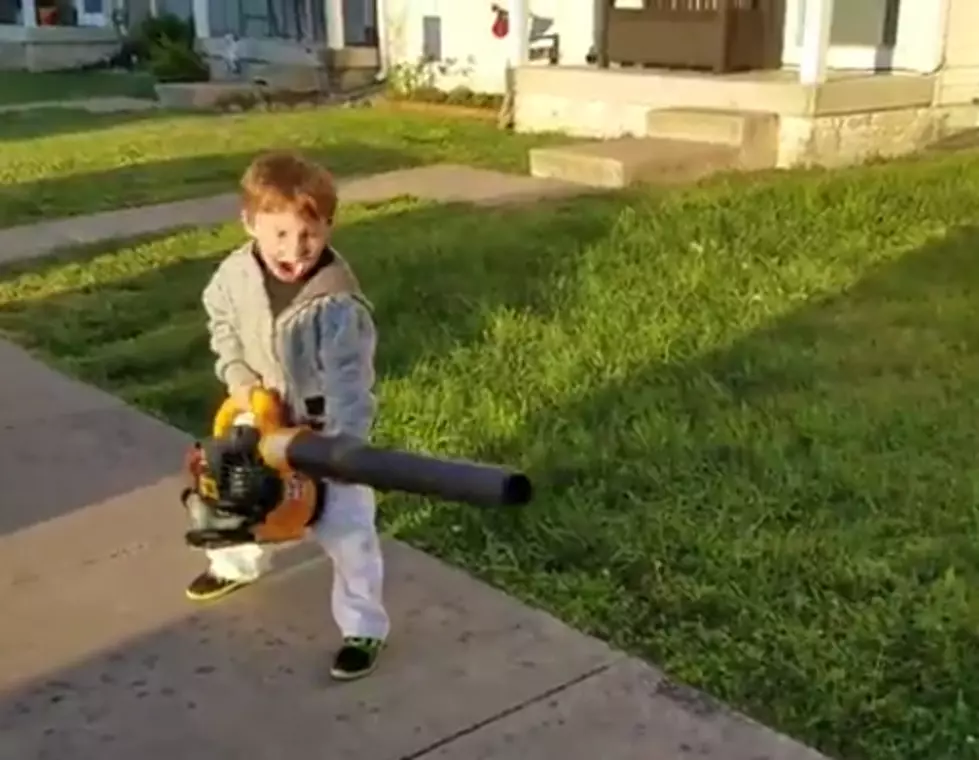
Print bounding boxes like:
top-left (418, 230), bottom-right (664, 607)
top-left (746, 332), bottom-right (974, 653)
top-left (398, 224), bottom-right (979, 760)
top-left (0, 105), bottom-right (559, 228)
top-left (0, 108), bottom-right (167, 144)
top-left (0, 143), bottom-right (426, 228)
top-left (2, 214), bottom-right (978, 760)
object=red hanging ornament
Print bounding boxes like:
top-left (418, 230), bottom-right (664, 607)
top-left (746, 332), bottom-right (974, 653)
top-left (491, 3), bottom-right (509, 38)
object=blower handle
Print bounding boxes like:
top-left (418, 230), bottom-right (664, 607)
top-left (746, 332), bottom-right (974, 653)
top-left (211, 387), bottom-right (286, 439)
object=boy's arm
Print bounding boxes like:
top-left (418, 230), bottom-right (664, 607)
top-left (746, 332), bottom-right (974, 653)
top-left (315, 295), bottom-right (378, 441)
top-left (202, 274), bottom-right (261, 392)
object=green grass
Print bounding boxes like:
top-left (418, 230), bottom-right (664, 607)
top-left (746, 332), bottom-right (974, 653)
top-left (4, 151), bottom-right (979, 760)
top-left (0, 106), bottom-right (565, 227)
top-left (0, 70), bottom-right (156, 106)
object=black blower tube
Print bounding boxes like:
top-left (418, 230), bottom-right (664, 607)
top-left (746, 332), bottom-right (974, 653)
top-left (284, 431), bottom-right (533, 508)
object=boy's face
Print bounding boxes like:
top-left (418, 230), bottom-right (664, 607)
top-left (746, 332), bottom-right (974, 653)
top-left (244, 208), bottom-right (331, 283)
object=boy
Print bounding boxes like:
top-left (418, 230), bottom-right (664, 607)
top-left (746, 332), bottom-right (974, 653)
top-left (185, 150), bottom-right (389, 682)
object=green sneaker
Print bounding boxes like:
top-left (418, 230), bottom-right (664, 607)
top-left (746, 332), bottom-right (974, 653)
top-left (330, 637), bottom-right (384, 681)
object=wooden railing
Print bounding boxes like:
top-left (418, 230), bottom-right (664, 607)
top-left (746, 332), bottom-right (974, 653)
top-left (595, 0), bottom-right (786, 74)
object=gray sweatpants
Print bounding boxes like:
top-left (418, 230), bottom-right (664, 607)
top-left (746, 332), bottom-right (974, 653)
top-left (206, 481), bottom-right (390, 641)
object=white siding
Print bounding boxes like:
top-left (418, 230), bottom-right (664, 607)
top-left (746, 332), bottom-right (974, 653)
top-left (380, 0), bottom-right (594, 94)
top-left (936, 0), bottom-right (979, 105)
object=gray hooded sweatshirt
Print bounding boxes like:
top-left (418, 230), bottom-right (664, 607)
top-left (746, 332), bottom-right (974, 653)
top-left (201, 241), bottom-right (377, 440)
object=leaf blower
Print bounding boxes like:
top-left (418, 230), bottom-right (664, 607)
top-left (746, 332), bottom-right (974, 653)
top-left (181, 388), bottom-right (533, 550)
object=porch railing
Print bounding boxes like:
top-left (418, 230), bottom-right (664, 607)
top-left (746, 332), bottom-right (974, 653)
top-left (596, 0), bottom-right (786, 74)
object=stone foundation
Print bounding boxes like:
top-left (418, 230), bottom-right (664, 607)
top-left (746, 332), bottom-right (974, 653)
top-left (516, 86), bottom-right (979, 170)
top-left (777, 104), bottom-right (979, 168)
top-left (511, 65), bottom-right (979, 170)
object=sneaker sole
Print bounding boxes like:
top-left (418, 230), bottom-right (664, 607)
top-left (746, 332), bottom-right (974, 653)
top-left (184, 579), bottom-right (251, 602)
top-left (329, 659), bottom-right (380, 682)
top-left (330, 641), bottom-right (386, 682)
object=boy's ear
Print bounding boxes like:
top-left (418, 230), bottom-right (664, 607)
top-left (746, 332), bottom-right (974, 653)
top-left (240, 210), bottom-right (255, 236)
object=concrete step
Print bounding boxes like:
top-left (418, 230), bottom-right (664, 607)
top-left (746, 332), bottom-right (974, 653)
top-left (645, 108), bottom-right (778, 170)
top-left (320, 46), bottom-right (380, 92)
top-left (323, 45), bottom-right (380, 70)
top-left (529, 137), bottom-right (740, 189)
top-left (329, 65), bottom-right (380, 93)
top-left (243, 61), bottom-right (329, 91)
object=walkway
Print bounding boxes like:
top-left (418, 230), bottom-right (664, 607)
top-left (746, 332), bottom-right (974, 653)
top-left (0, 164), bottom-right (829, 760)
top-left (0, 164), bottom-right (583, 264)
top-left (0, 96), bottom-right (159, 115)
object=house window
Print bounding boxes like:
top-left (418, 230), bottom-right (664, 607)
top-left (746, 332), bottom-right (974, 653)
top-left (795, 0), bottom-right (901, 48)
top-left (422, 14), bottom-right (441, 61)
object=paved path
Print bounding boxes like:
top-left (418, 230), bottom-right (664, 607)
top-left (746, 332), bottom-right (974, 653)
top-left (0, 96), bottom-right (160, 115)
top-left (0, 164), bottom-right (830, 759)
top-left (0, 164), bottom-right (583, 265)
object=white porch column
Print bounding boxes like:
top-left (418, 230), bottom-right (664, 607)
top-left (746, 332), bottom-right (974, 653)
top-left (798, 0), bottom-right (833, 84)
top-left (192, 0), bottom-right (210, 37)
top-left (21, 0), bottom-right (37, 27)
top-left (326, 0), bottom-right (345, 50)
top-left (508, 0), bottom-right (528, 66)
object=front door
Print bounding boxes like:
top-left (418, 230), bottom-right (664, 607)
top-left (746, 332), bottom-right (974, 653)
top-left (782, 0), bottom-right (945, 73)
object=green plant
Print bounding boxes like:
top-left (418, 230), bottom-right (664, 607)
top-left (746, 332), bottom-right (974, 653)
top-left (443, 86), bottom-right (504, 110)
top-left (129, 13), bottom-right (196, 64)
top-left (119, 12), bottom-right (209, 82)
top-left (384, 60), bottom-right (436, 99)
top-left (384, 57), bottom-right (502, 112)
top-left (147, 34), bottom-right (209, 83)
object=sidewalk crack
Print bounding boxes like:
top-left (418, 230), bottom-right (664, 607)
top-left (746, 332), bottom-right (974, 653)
top-left (398, 660), bottom-right (617, 760)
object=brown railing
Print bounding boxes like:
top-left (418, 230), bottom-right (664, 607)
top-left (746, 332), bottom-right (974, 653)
top-left (596, 0), bottom-right (786, 74)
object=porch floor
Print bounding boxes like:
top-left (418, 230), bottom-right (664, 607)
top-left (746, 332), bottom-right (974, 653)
top-left (516, 64), bottom-right (936, 118)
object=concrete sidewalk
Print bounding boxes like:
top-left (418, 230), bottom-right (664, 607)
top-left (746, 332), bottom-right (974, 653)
top-left (0, 341), bottom-right (830, 759)
top-left (0, 164), bottom-right (583, 265)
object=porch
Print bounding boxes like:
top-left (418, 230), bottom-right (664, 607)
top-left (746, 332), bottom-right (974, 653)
top-left (519, 66), bottom-right (971, 172)
top-left (501, 0), bottom-right (979, 176)
top-left (0, 0), bottom-right (120, 71)
top-left (185, 0), bottom-right (379, 91)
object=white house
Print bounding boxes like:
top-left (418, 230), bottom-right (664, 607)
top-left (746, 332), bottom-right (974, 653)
top-left (377, 0), bottom-right (962, 93)
top-left (3, 0), bottom-right (978, 171)
top-left (376, 0), bottom-right (979, 168)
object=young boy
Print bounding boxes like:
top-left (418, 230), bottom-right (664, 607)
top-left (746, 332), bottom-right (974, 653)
top-left (185, 150), bottom-right (389, 682)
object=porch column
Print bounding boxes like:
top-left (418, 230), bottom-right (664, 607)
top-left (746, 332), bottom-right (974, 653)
top-left (798, 0), bottom-right (833, 85)
top-left (326, 0), bottom-right (344, 50)
top-left (192, 0), bottom-right (210, 38)
top-left (508, 0), bottom-right (529, 66)
top-left (21, 0), bottom-right (37, 27)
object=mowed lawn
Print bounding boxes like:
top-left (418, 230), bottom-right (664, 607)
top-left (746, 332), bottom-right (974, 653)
top-left (0, 105), bottom-right (565, 227)
top-left (3, 149), bottom-right (979, 760)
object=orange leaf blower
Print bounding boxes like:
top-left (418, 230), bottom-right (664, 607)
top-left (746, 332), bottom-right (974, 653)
top-left (181, 388), bottom-right (533, 550)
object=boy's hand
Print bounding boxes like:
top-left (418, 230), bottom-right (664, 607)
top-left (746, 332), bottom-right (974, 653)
top-left (231, 381), bottom-right (262, 412)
